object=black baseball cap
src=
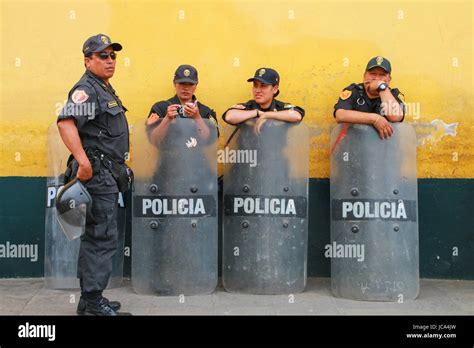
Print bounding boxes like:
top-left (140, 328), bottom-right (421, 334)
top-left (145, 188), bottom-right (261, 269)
top-left (174, 64), bottom-right (198, 84)
top-left (83, 34), bottom-right (122, 56)
top-left (366, 56), bottom-right (392, 73)
top-left (247, 67), bottom-right (280, 85)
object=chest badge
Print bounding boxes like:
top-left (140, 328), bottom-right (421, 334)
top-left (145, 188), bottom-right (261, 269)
top-left (340, 90), bottom-right (352, 100)
top-left (107, 101), bottom-right (118, 108)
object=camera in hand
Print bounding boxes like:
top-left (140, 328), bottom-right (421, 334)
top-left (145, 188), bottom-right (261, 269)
top-left (177, 105), bottom-right (186, 117)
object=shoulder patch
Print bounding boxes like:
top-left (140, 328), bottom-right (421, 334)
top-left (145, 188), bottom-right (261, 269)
top-left (230, 103), bottom-right (247, 110)
top-left (71, 89), bottom-right (89, 104)
top-left (284, 103), bottom-right (295, 109)
top-left (339, 90), bottom-right (352, 100)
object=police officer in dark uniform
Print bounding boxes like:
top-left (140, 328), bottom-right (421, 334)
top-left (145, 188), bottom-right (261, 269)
top-left (334, 56), bottom-right (405, 139)
top-left (222, 67), bottom-right (305, 192)
top-left (57, 34), bottom-right (129, 315)
top-left (222, 67), bottom-right (304, 129)
top-left (147, 64), bottom-right (218, 143)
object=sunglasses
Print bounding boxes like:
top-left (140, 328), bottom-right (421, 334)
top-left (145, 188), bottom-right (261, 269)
top-left (97, 51), bottom-right (117, 60)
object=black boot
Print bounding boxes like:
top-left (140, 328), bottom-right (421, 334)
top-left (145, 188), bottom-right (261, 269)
top-left (77, 296), bottom-right (117, 316)
top-left (77, 296), bottom-right (121, 315)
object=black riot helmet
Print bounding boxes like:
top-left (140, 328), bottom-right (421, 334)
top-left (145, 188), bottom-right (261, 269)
top-left (56, 178), bottom-right (93, 240)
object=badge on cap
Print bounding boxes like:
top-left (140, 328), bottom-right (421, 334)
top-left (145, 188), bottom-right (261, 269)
top-left (376, 56), bottom-right (384, 65)
top-left (100, 36), bottom-right (110, 44)
top-left (340, 90), bottom-right (352, 100)
top-left (183, 69), bottom-right (191, 77)
top-left (258, 69), bottom-right (266, 77)
top-left (71, 89), bottom-right (89, 104)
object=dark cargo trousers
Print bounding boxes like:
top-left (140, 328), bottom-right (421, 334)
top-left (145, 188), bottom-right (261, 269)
top-left (78, 192), bottom-right (118, 293)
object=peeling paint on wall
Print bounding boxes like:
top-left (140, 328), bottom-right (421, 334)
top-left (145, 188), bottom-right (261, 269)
top-left (413, 120), bottom-right (459, 146)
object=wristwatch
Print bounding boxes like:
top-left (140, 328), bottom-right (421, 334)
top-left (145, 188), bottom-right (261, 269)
top-left (377, 82), bottom-right (388, 92)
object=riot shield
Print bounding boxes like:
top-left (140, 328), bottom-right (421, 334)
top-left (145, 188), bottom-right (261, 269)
top-left (330, 123), bottom-right (419, 301)
top-left (44, 124), bottom-right (126, 289)
top-left (222, 120), bottom-right (309, 294)
top-left (131, 117), bottom-right (218, 295)
top-left (44, 123), bottom-right (79, 289)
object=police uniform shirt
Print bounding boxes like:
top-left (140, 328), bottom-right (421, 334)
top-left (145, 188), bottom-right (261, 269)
top-left (333, 83), bottom-right (405, 121)
top-left (222, 99), bottom-right (305, 122)
top-left (57, 70), bottom-right (129, 194)
top-left (58, 70), bottom-right (129, 163)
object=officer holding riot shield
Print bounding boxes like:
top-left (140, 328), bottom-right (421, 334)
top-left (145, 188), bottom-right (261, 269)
top-left (146, 64), bottom-right (218, 142)
top-left (221, 68), bottom-right (308, 294)
top-left (222, 67), bottom-right (304, 127)
top-left (130, 64), bottom-right (219, 296)
top-left (57, 34), bottom-right (132, 315)
top-left (330, 57), bottom-right (419, 301)
top-left (333, 56), bottom-right (405, 137)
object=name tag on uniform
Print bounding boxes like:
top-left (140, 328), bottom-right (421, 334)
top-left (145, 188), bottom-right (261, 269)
top-left (108, 101), bottom-right (118, 108)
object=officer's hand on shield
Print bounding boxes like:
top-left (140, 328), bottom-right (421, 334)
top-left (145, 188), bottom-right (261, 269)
top-left (76, 157), bottom-right (93, 181)
top-left (373, 114), bottom-right (394, 139)
top-left (166, 104), bottom-right (179, 119)
top-left (254, 113), bottom-right (268, 135)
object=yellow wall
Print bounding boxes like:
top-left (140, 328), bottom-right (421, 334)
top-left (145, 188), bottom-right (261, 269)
top-left (1, 0), bottom-right (472, 178)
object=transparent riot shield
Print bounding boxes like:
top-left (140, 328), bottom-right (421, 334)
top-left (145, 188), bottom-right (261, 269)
top-left (44, 123), bottom-right (79, 289)
top-left (222, 120), bottom-right (309, 294)
top-left (330, 123), bottom-right (419, 301)
top-left (131, 117), bottom-right (218, 295)
top-left (44, 124), bottom-right (126, 289)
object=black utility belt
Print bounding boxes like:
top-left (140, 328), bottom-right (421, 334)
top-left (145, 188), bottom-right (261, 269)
top-left (85, 149), bottom-right (134, 192)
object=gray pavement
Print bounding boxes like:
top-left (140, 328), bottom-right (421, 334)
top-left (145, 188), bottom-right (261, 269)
top-left (0, 277), bottom-right (473, 315)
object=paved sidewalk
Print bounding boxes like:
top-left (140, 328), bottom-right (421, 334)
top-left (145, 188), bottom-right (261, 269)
top-left (0, 277), bottom-right (472, 315)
